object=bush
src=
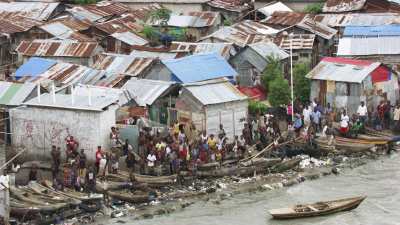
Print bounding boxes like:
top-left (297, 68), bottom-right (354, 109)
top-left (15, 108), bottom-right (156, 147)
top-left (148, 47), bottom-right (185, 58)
top-left (248, 100), bottom-right (268, 115)
top-left (293, 62), bottom-right (311, 104)
top-left (261, 56), bottom-right (283, 91)
top-left (304, 3), bottom-right (324, 14)
top-left (268, 76), bottom-right (290, 107)
top-left (74, 0), bottom-right (96, 4)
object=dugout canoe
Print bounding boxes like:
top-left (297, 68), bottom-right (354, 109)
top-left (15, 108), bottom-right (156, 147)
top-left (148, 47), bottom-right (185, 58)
top-left (108, 190), bottom-right (150, 204)
top-left (269, 196), bottom-right (366, 219)
top-left (130, 173), bottom-right (177, 186)
top-left (271, 158), bottom-right (302, 173)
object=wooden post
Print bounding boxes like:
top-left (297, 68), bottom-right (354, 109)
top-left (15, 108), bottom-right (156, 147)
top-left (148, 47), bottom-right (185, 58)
top-left (0, 130), bottom-right (9, 224)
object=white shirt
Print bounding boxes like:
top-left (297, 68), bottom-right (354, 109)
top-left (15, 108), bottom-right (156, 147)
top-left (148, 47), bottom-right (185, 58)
top-left (303, 108), bottom-right (312, 122)
top-left (340, 114), bottom-right (350, 128)
top-left (394, 108), bottom-right (400, 121)
top-left (147, 154), bottom-right (156, 167)
top-left (357, 105), bottom-right (368, 116)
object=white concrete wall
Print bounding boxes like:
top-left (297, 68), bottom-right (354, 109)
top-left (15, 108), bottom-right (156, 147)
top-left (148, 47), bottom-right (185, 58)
top-left (10, 105), bottom-right (117, 162)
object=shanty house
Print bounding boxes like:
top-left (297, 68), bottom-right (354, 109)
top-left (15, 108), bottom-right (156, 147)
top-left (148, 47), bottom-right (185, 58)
top-left (14, 57), bottom-right (126, 90)
top-left (16, 40), bottom-right (103, 66)
top-left (322, 0), bottom-right (400, 13)
top-left (0, 2), bottom-right (63, 21)
top-left (169, 41), bottom-right (235, 59)
top-left (151, 11), bottom-right (222, 41)
top-left (66, 1), bottom-right (130, 23)
top-left (274, 34), bottom-right (317, 66)
top-left (306, 57), bottom-right (399, 115)
top-left (337, 25), bottom-right (400, 64)
top-left (230, 41), bottom-right (289, 86)
top-left (10, 93), bottom-right (119, 162)
top-left (144, 52), bottom-right (237, 83)
top-left (122, 78), bottom-right (179, 124)
top-left (205, 0), bottom-right (253, 22)
top-left (176, 78), bottom-right (248, 138)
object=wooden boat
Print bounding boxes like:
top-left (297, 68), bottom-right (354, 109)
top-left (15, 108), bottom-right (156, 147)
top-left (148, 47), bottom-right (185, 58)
top-left (271, 158), bottom-right (301, 173)
top-left (96, 180), bottom-right (132, 192)
top-left (198, 162), bottom-right (220, 171)
top-left (240, 158), bottom-right (281, 167)
top-left (269, 196), bottom-right (366, 219)
top-left (108, 190), bottom-right (150, 204)
top-left (356, 134), bottom-right (391, 142)
top-left (314, 137), bottom-right (374, 153)
top-left (10, 187), bottom-right (69, 211)
top-left (130, 173), bottom-right (177, 187)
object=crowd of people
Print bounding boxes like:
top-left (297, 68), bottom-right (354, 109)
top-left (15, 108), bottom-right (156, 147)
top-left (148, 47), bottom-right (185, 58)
top-left (32, 98), bottom-right (399, 192)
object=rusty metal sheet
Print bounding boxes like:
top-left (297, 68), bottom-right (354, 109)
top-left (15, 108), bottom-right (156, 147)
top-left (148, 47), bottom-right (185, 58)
top-left (16, 40), bottom-right (99, 57)
top-left (264, 11), bottom-right (307, 27)
top-left (323, 0), bottom-right (366, 13)
top-left (207, 0), bottom-right (252, 12)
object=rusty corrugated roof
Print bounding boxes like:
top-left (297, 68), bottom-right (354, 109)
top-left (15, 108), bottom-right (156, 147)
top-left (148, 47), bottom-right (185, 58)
top-left (16, 40), bottom-right (100, 58)
top-left (186, 11), bottom-right (220, 27)
top-left (264, 11), bottom-right (308, 27)
top-left (50, 16), bottom-right (92, 31)
top-left (0, 15), bottom-right (41, 34)
top-left (323, 0), bottom-right (366, 12)
top-left (129, 3), bottom-right (162, 22)
top-left (169, 41), bottom-right (234, 59)
top-left (67, 1), bottom-right (130, 22)
top-left (0, 2), bottom-right (59, 21)
top-left (95, 14), bottom-right (143, 35)
top-left (296, 18), bottom-right (337, 40)
top-left (207, 0), bottom-right (252, 12)
top-left (232, 20), bottom-right (279, 35)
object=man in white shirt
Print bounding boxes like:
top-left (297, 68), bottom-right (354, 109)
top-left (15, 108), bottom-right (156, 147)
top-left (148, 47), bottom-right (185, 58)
top-left (357, 101), bottom-right (368, 124)
top-left (340, 110), bottom-right (350, 135)
top-left (303, 105), bottom-right (312, 127)
top-left (147, 151), bottom-right (157, 175)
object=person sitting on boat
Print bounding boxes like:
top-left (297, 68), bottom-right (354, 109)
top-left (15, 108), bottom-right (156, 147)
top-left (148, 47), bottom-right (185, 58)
top-left (340, 110), bottom-right (350, 136)
top-left (349, 115), bottom-right (364, 137)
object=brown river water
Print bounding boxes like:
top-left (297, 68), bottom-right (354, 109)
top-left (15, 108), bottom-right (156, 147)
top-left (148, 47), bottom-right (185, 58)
top-left (107, 153), bottom-right (400, 225)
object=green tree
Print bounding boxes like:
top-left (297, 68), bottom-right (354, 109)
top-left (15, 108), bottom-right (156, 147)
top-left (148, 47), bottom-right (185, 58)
top-left (142, 25), bottom-right (159, 44)
top-left (293, 62), bottom-right (311, 103)
top-left (261, 56), bottom-right (282, 91)
top-left (74, 0), bottom-right (96, 4)
top-left (248, 100), bottom-right (268, 115)
top-left (268, 76), bottom-right (291, 107)
top-left (149, 7), bottom-right (172, 25)
top-left (303, 3), bottom-right (324, 14)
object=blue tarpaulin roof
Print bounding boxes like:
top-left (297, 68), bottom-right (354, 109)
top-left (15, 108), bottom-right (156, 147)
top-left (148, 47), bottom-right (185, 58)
top-left (15, 57), bottom-right (57, 79)
top-left (162, 53), bottom-right (237, 83)
top-left (343, 25), bottom-right (400, 37)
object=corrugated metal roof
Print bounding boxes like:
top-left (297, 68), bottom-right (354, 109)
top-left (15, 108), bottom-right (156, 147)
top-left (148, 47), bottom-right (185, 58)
top-left (122, 78), bottom-right (176, 106)
top-left (50, 16), bottom-right (92, 31)
top-left (111, 31), bottom-right (149, 46)
top-left (337, 36), bottom-right (400, 56)
top-left (306, 57), bottom-right (381, 83)
top-left (182, 78), bottom-right (247, 105)
top-left (153, 13), bottom-right (217, 28)
top-left (0, 81), bottom-right (36, 106)
top-left (40, 22), bottom-right (93, 41)
top-left (73, 84), bottom-right (130, 106)
top-left (296, 18), bottom-right (337, 40)
top-left (16, 40), bottom-right (100, 58)
top-left (24, 93), bottom-right (117, 111)
top-left (115, 0), bottom-right (208, 3)
top-left (67, 1), bottom-right (129, 22)
top-left (162, 53), bottom-right (237, 83)
top-left (95, 14), bottom-right (143, 35)
top-left (257, 1), bottom-right (292, 17)
top-left (275, 34), bottom-right (315, 50)
top-left (232, 20), bottom-right (279, 35)
top-left (129, 3), bottom-right (162, 22)
top-left (249, 41), bottom-right (289, 60)
top-left (200, 26), bottom-right (272, 47)
top-left (264, 11), bottom-right (308, 27)
top-left (169, 42), bottom-right (235, 59)
top-left (323, 0), bottom-right (366, 13)
top-left (343, 25), bottom-right (400, 36)
top-left (0, 2), bottom-right (60, 21)
top-left (130, 50), bottom-right (178, 59)
top-left (92, 53), bottom-right (155, 76)
top-left (314, 13), bottom-right (400, 27)
top-left (185, 11), bottom-right (220, 27)
top-left (0, 15), bottom-right (41, 35)
top-left (207, 0), bottom-right (252, 13)
top-left (15, 57), bottom-right (123, 90)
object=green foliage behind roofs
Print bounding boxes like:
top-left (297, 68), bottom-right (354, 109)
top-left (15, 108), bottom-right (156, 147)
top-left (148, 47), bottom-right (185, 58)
top-left (142, 25), bottom-right (158, 41)
top-left (248, 100), bottom-right (268, 115)
top-left (261, 56), bottom-right (283, 91)
top-left (293, 62), bottom-right (311, 104)
top-left (149, 7), bottom-right (172, 24)
top-left (268, 75), bottom-right (290, 107)
top-left (303, 3), bottom-right (324, 14)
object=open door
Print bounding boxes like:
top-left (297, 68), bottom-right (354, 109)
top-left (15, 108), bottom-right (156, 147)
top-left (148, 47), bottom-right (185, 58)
top-left (319, 80), bottom-right (327, 106)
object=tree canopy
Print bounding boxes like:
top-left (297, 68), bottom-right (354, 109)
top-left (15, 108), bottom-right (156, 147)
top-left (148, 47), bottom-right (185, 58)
top-left (293, 62), bottom-right (311, 104)
top-left (261, 56), bottom-right (283, 91)
top-left (303, 3), bottom-right (324, 14)
top-left (268, 75), bottom-right (291, 107)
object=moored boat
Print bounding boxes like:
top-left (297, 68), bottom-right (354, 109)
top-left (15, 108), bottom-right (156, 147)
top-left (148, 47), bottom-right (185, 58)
top-left (108, 190), bottom-right (151, 204)
top-left (269, 196), bottom-right (366, 219)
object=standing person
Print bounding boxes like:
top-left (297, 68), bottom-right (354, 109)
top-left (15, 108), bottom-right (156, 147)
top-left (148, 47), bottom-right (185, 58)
top-left (325, 102), bottom-right (333, 122)
top-left (95, 146), bottom-right (103, 174)
top-left (110, 127), bottom-right (121, 148)
top-left (384, 101), bottom-right (392, 129)
top-left (340, 110), bottom-right (350, 136)
top-left (66, 136), bottom-right (79, 161)
top-left (303, 105), bottom-right (312, 128)
top-left (218, 124), bottom-right (226, 138)
top-left (122, 139), bottom-right (133, 156)
top-left (357, 101), bottom-right (368, 124)
top-left (287, 103), bottom-right (293, 122)
top-left (201, 131), bottom-right (208, 143)
top-left (207, 134), bottom-right (217, 162)
top-left (378, 101), bottom-right (385, 129)
top-left (78, 149), bottom-right (86, 178)
top-left (311, 108), bottom-right (321, 133)
top-left (51, 145), bottom-right (61, 179)
top-left (146, 150), bottom-right (157, 175)
top-left (393, 104), bottom-right (400, 132)
top-left (242, 123), bottom-right (252, 145)
top-left (85, 166), bottom-right (96, 193)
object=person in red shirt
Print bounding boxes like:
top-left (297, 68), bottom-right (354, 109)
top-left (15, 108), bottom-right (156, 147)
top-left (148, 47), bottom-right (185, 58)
top-left (95, 146), bottom-right (103, 174)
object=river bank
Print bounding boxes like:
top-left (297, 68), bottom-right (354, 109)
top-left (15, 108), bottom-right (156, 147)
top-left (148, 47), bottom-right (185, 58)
top-left (77, 151), bottom-right (387, 225)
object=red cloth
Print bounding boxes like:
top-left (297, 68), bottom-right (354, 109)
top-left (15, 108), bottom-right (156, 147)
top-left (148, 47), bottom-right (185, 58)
top-left (340, 127), bottom-right (349, 134)
top-left (371, 66), bottom-right (390, 83)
